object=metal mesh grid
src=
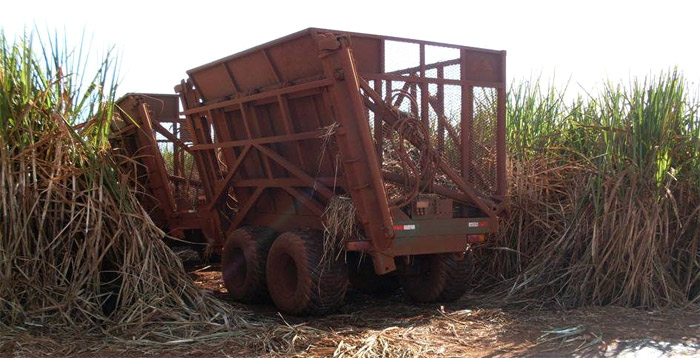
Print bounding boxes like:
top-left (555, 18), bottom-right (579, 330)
top-left (425, 45), bottom-right (460, 79)
top-left (438, 84), bottom-right (463, 188)
top-left (364, 39), bottom-right (501, 205)
top-left (384, 41), bottom-right (420, 74)
top-left (470, 87), bottom-right (498, 195)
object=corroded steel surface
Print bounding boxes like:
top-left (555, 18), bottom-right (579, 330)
top-left (113, 28), bottom-right (507, 274)
top-left (111, 94), bottom-right (221, 249)
top-left (176, 28), bottom-right (506, 273)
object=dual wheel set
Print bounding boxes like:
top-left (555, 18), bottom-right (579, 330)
top-left (222, 226), bottom-right (471, 316)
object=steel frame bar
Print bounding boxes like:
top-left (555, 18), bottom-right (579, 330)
top-left (460, 49), bottom-right (473, 181)
top-left (363, 73), bottom-right (505, 89)
top-left (381, 171), bottom-right (470, 204)
top-left (253, 144), bottom-right (335, 200)
top-left (183, 79), bottom-right (333, 116)
top-left (358, 79), bottom-right (497, 217)
top-left (178, 80), bottom-right (217, 199)
top-left (372, 79), bottom-right (383, 163)
top-left (320, 38), bottom-right (396, 273)
top-left (387, 58), bottom-right (460, 75)
top-left (206, 144), bottom-right (251, 211)
top-left (136, 102), bottom-right (178, 217)
top-left (189, 129), bottom-right (327, 151)
top-left (496, 53), bottom-right (507, 198)
top-left (419, 44), bottom-right (429, 128)
top-left (435, 67), bottom-right (445, 154)
top-left (232, 177), bottom-right (339, 187)
top-left (226, 186), bottom-right (263, 237)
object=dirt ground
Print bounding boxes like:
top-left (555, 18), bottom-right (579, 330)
top-left (3, 265), bottom-right (699, 357)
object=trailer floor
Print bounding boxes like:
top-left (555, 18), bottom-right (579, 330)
top-left (3, 265), bottom-right (699, 357)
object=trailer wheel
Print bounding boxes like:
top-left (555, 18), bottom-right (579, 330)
top-left (400, 253), bottom-right (470, 303)
top-left (266, 230), bottom-right (348, 315)
top-left (222, 226), bottom-right (277, 302)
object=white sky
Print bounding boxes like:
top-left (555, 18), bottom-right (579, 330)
top-left (2, 0), bottom-right (699, 97)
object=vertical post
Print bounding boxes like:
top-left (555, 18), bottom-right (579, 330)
top-left (410, 80), bottom-right (418, 117)
top-left (460, 49), bottom-right (473, 181)
top-left (318, 35), bottom-right (395, 273)
top-left (419, 44), bottom-right (429, 128)
top-left (176, 80), bottom-right (216, 200)
top-left (379, 39), bottom-right (385, 75)
top-left (437, 66), bottom-right (445, 155)
top-left (175, 82), bottom-right (223, 246)
top-left (173, 122), bottom-right (181, 177)
top-left (496, 51), bottom-right (507, 197)
top-left (385, 80), bottom-right (392, 104)
top-left (136, 102), bottom-right (178, 217)
top-left (374, 79), bottom-right (383, 164)
top-left (377, 38), bottom-right (385, 163)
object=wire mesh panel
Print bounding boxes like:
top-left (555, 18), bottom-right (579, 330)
top-left (359, 35), bottom-right (506, 213)
top-left (384, 41), bottom-right (420, 74)
top-left (470, 87), bottom-right (498, 195)
top-left (425, 45), bottom-right (460, 80)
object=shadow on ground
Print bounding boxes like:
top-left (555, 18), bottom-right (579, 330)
top-left (3, 264), bottom-right (697, 357)
top-left (189, 264), bottom-right (700, 357)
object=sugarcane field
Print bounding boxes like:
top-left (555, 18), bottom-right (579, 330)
top-left (1, 1), bottom-right (700, 357)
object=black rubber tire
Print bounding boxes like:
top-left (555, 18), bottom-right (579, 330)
top-left (400, 253), bottom-right (470, 303)
top-left (221, 226), bottom-right (277, 303)
top-left (348, 255), bottom-right (400, 295)
top-left (266, 229), bottom-right (348, 316)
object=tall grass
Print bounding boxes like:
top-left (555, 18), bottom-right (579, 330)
top-left (476, 71), bottom-right (700, 308)
top-left (0, 30), bottom-right (239, 338)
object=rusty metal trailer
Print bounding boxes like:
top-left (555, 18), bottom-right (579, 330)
top-left (111, 94), bottom-right (221, 250)
top-left (113, 28), bottom-right (506, 315)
